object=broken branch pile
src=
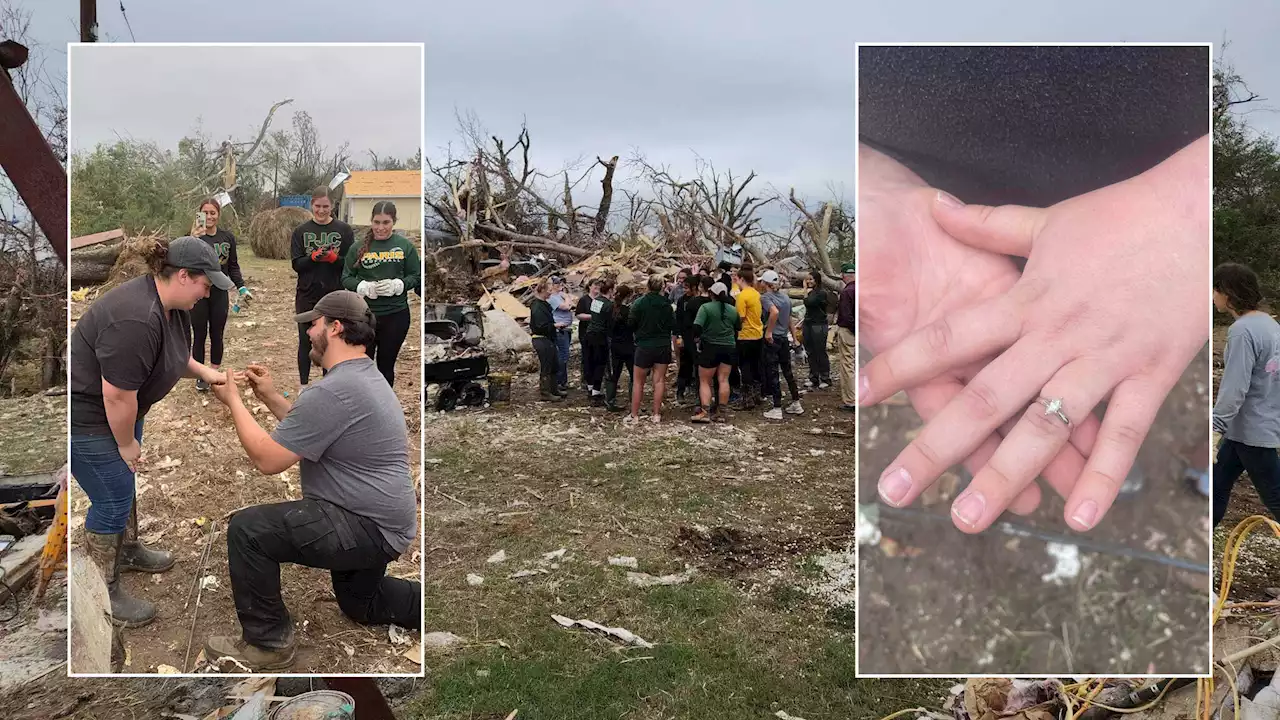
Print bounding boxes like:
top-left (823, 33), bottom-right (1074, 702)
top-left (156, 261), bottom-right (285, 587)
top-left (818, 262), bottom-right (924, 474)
top-left (69, 231), bottom-right (167, 289)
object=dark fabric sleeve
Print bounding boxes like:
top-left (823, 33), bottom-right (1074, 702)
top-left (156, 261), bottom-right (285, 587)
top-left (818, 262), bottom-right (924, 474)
top-left (338, 225), bottom-right (356, 264)
top-left (290, 224), bottom-right (310, 274)
top-left (96, 320), bottom-right (160, 391)
top-left (225, 231), bottom-right (245, 288)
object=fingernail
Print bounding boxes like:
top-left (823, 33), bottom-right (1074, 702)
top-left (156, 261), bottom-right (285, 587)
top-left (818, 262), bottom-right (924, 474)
top-left (935, 190), bottom-right (964, 209)
top-left (878, 467), bottom-right (912, 506)
top-left (952, 491), bottom-right (986, 527)
top-left (858, 373), bottom-right (870, 404)
top-left (1071, 499), bottom-right (1099, 529)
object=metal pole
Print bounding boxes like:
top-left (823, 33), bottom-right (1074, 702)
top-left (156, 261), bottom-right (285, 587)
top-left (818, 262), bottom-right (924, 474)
top-left (80, 0), bottom-right (97, 43)
top-left (0, 42), bottom-right (68, 265)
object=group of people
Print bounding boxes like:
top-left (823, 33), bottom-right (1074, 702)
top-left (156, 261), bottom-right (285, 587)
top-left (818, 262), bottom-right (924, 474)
top-left (528, 255), bottom-right (857, 424)
top-left (67, 188), bottom-right (424, 671)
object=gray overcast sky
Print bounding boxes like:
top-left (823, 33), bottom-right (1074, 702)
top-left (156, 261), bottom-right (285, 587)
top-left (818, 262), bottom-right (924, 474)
top-left (20, 0), bottom-right (1280, 214)
top-left (67, 44), bottom-right (421, 162)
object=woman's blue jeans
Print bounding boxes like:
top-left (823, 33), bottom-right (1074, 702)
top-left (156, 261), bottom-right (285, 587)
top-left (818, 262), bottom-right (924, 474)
top-left (70, 419), bottom-right (144, 534)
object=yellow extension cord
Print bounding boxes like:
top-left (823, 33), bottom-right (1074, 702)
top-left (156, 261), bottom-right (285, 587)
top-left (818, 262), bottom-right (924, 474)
top-left (878, 514), bottom-right (1280, 720)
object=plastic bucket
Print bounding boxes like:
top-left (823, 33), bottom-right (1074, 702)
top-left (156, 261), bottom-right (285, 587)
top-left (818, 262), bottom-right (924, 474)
top-left (487, 372), bottom-right (513, 404)
top-left (268, 690), bottom-right (356, 720)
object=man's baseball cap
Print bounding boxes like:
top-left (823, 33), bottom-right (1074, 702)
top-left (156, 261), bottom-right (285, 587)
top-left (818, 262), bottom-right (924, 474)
top-left (760, 269), bottom-right (780, 285)
top-left (841, 261), bottom-right (855, 274)
top-left (709, 282), bottom-right (729, 296)
top-left (167, 236), bottom-right (234, 291)
top-left (295, 290), bottom-right (374, 325)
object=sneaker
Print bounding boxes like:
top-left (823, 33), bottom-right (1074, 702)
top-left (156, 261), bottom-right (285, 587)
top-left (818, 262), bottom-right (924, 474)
top-left (606, 402), bottom-right (624, 413)
top-left (804, 379), bottom-right (817, 389)
top-left (764, 407), bottom-right (784, 420)
top-left (713, 410), bottom-right (727, 424)
top-left (649, 414), bottom-right (662, 424)
top-left (819, 381), bottom-right (832, 389)
top-left (785, 401), bottom-right (804, 415)
top-left (623, 415), bottom-right (638, 425)
top-left (691, 408), bottom-right (711, 424)
top-left (195, 378), bottom-right (210, 392)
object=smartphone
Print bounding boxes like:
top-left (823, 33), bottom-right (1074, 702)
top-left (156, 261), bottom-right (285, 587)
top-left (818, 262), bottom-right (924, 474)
top-left (196, 211), bottom-right (207, 228)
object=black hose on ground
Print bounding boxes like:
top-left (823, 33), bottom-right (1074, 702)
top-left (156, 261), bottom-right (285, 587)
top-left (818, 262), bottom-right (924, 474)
top-left (875, 504), bottom-right (1209, 575)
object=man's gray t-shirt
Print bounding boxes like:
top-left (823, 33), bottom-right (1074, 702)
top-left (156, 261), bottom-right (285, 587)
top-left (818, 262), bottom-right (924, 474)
top-left (760, 290), bottom-right (793, 340)
top-left (271, 357), bottom-right (416, 552)
top-left (1213, 311), bottom-right (1280, 448)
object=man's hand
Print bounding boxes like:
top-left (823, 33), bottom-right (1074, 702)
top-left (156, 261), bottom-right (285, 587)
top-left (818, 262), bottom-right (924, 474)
top-left (241, 363), bottom-right (277, 400)
top-left (210, 367), bottom-right (241, 407)
top-left (118, 438), bottom-right (141, 473)
top-left (860, 136), bottom-right (1208, 533)
top-left (857, 144), bottom-right (1099, 526)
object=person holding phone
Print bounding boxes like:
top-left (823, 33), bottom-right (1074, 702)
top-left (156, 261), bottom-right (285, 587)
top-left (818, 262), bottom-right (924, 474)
top-left (191, 199), bottom-right (252, 391)
top-left (70, 237), bottom-right (231, 626)
top-left (341, 201), bottom-right (421, 386)
top-left (291, 186), bottom-right (355, 388)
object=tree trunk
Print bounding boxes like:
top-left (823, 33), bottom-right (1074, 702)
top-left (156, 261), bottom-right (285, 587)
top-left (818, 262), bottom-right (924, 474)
top-left (563, 172), bottom-right (576, 244)
top-left (593, 155), bottom-right (618, 238)
top-left (70, 243), bottom-right (123, 287)
top-left (474, 224), bottom-right (592, 258)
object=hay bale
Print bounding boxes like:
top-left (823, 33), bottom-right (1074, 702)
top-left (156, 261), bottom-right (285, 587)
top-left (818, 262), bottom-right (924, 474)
top-left (248, 206), bottom-right (311, 259)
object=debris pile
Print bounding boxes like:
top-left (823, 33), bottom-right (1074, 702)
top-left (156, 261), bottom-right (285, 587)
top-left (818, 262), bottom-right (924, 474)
top-left (69, 231), bottom-right (168, 290)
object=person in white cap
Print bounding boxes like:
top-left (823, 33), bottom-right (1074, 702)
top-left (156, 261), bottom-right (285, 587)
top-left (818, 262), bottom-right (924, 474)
top-left (759, 269), bottom-right (804, 419)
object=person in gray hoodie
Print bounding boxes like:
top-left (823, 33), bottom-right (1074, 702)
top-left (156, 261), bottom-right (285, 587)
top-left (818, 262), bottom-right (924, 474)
top-left (1211, 262), bottom-right (1280, 527)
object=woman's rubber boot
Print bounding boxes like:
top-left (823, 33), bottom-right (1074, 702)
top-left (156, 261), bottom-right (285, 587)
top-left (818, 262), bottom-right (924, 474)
top-left (84, 530), bottom-right (157, 628)
top-left (120, 505), bottom-right (175, 573)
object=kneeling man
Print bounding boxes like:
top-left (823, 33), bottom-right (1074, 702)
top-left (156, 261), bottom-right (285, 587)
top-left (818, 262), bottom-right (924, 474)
top-left (206, 290), bottom-right (419, 670)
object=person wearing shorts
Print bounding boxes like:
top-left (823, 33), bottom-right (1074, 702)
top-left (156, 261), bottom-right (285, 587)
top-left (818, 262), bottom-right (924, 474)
top-left (691, 281), bottom-right (741, 424)
top-left (627, 275), bottom-right (675, 423)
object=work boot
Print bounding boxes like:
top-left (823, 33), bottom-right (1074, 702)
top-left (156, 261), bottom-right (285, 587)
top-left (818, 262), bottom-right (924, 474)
top-left (120, 505), bottom-right (174, 573)
top-left (84, 530), bottom-right (157, 628)
top-left (204, 633), bottom-right (297, 672)
top-left (195, 378), bottom-right (210, 392)
top-left (540, 374), bottom-right (563, 402)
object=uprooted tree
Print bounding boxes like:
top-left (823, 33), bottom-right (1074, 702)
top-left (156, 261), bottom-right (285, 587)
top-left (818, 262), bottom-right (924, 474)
top-left (424, 115), bottom-right (851, 295)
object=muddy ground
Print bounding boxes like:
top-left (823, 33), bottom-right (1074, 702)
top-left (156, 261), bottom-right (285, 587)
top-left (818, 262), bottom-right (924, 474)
top-left (66, 251), bottom-right (424, 675)
top-left (858, 346), bottom-right (1212, 675)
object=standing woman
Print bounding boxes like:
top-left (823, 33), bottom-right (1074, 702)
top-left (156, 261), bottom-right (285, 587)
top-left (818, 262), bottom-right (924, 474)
top-left (691, 281), bottom-right (741, 424)
top-left (529, 280), bottom-right (564, 402)
top-left (69, 237), bottom-right (230, 625)
top-left (583, 279), bottom-right (614, 405)
top-left (1211, 262), bottom-right (1280, 527)
top-left (627, 275), bottom-right (675, 424)
top-left (191, 199), bottom-right (251, 390)
top-left (802, 269), bottom-right (833, 389)
top-left (605, 284), bottom-right (636, 412)
top-left (673, 273), bottom-right (702, 406)
top-left (342, 201), bottom-right (421, 386)
top-left (291, 186), bottom-right (355, 387)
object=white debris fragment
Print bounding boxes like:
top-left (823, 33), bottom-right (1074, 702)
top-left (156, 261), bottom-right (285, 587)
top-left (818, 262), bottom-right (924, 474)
top-left (422, 631), bottom-right (466, 650)
top-left (608, 556), bottom-right (639, 568)
top-left (508, 569), bottom-right (547, 580)
top-left (542, 548), bottom-right (567, 562)
top-left (626, 567), bottom-right (696, 587)
top-left (776, 712), bottom-right (808, 720)
top-left (550, 614), bottom-right (655, 648)
top-left (856, 503), bottom-right (881, 546)
top-left (199, 575), bottom-right (220, 590)
top-left (466, 573), bottom-right (485, 586)
top-left (388, 625), bottom-right (412, 646)
top-left (1041, 542), bottom-right (1081, 584)
top-left (487, 549), bottom-right (508, 564)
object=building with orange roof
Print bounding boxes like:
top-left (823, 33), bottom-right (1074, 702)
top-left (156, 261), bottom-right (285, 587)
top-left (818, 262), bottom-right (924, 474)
top-left (341, 169), bottom-right (422, 232)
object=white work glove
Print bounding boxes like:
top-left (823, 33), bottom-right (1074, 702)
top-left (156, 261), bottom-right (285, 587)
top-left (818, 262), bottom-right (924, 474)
top-left (357, 280), bottom-right (380, 299)
top-left (378, 278), bottom-right (405, 296)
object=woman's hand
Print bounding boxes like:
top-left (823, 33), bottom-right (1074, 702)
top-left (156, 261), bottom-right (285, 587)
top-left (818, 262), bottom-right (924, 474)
top-left (858, 145), bottom-right (1100, 519)
top-left (859, 136), bottom-right (1209, 532)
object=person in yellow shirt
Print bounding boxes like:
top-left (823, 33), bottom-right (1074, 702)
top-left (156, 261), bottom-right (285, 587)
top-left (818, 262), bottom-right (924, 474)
top-left (734, 265), bottom-right (765, 410)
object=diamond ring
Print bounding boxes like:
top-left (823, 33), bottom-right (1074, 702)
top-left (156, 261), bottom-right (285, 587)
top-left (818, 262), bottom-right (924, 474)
top-left (1036, 396), bottom-right (1071, 428)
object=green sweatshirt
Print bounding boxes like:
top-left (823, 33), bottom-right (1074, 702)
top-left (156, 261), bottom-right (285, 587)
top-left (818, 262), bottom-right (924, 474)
top-left (628, 291), bottom-right (675, 349)
top-left (341, 233), bottom-right (421, 316)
